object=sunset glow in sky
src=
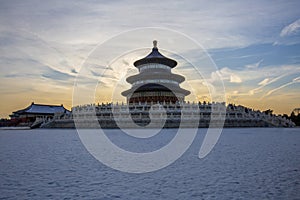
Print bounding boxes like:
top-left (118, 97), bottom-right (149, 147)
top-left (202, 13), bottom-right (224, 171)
top-left (0, 0), bottom-right (300, 118)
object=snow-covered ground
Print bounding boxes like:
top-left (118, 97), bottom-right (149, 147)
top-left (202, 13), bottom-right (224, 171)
top-left (0, 128), bottom-right (299, 199)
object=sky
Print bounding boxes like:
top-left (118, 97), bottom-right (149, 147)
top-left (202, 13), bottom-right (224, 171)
top-left (0, 0), bottom-right (300, 118)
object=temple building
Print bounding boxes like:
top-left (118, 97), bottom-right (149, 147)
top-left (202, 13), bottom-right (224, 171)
top-left (121, 40), bottom-right (190, 104)
top-left (9, 102), bottom-right (70, 127)
top-left (5, 41), bottom-right (295, 129)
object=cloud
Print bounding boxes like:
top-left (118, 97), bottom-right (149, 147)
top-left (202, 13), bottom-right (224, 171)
top-left (262, 76), bottom-right (300, 98)
top-left (207, 63), bottom-right (300, 100)
top-left (230, 74), bottom-right (242, 83)
top-left (293, 76), bottom-right (300, 82)
top-left (42, 66), bottom-right (76, 81)
top-left (1, 0), bottom-right (300, 49)
top-left (0, 28), bottom-right (76, 78)
top-left (264, 82), bottom-right (293, 98)
top-left (206, 63), bottom-right (299, 101)
top-left (280, 19), bottom-right (300, 37)
top-left (210, 67), bottom-right (242, 83)
top-left (245, 59), bottom-right (263, 69)
top-left (249, 74), bottom-right (287, 95)
top-left (258, 78), bottom-right (270, 86)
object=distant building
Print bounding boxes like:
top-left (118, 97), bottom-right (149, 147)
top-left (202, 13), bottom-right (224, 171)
top-left (9, 102), bottom-right (70, 126)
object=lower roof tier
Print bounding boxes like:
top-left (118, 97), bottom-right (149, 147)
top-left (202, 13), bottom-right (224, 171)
top-left (128, 96), bottom-right (181, 104)
top-left (121, 83), bottom-right (190, 97)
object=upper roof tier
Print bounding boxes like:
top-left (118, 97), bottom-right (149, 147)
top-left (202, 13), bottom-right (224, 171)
top-left (133, 40), bottom-right (177, 68)
top-left (126, 72), bottom-right (185, 84)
